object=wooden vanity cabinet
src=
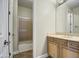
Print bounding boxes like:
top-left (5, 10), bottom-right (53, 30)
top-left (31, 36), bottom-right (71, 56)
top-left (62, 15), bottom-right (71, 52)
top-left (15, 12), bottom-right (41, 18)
top-left (59, 39), bottom-right (68, 57)
top-left (47, 36), bottom-right (79, 58)
top-left (62, 41), bottom-right (79, 58)
top-left (61, 48), bottom-right (79, 58)
top-left (47, 37), bottom-right (60, 57)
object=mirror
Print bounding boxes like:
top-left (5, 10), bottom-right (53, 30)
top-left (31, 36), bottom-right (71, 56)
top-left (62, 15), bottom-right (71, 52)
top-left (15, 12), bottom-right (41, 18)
top-left (56, 0), bottom-right (79, 34)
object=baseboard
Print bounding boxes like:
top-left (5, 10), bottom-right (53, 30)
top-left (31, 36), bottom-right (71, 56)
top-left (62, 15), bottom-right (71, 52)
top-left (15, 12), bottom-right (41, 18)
top-left (37, 53), bottom-right (48, 58)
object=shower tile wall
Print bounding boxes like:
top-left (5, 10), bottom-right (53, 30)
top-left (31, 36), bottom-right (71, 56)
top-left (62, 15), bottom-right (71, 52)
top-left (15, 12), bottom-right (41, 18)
top-left (19, 18), bottom-right (32, 42)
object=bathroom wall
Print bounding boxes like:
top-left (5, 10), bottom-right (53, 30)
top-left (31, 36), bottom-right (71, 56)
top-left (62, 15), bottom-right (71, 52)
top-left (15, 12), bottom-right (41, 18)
top-left (33, 0), bottom-right (56, 57)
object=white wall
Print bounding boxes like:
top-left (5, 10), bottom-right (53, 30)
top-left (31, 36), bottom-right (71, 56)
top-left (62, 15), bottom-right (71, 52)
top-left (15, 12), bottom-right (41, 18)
top-left (33, 0), bottom-right (56, 57)
top-left (18, 6), bottom-right (32, 18)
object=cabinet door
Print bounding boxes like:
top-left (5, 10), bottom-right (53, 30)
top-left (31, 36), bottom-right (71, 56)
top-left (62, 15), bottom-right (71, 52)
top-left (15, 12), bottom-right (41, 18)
top-left (59, 39), bottom-right (68, 57)
top-left (60, 40), bottom-right (79, 58)
top-left (48, 42), bottom-right (58, 57)
top-left (62, 48), bottom-right (79, 58)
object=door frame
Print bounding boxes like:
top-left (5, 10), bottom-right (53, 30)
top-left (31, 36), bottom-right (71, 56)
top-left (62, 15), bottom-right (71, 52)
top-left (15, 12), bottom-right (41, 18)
top-left (0, 0), bottom-right (9, 57)
top-left (9, 0), bottom-right (14, 57)
top-left (33, 0), bottom-right (36, 57)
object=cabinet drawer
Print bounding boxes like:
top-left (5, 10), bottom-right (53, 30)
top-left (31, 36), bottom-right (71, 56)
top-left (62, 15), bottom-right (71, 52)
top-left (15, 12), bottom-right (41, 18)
top-left (53, 37), bottom-right (60, 43)
top-left (60, 39), bottom-right (68, 47)
top-left (48, 41), bottom-right (58, 57)
top-left (69, 41), bottom-right (79, 50)
top-left (47, 37), bottom-right (58, 43)
top-left (47, 36), bottom-right (54, 42)
top-left (62, 48), bottom-right (79, 58)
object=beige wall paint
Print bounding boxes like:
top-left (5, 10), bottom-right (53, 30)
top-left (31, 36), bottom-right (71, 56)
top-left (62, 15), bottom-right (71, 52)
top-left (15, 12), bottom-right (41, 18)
top-left (33, 0), bottom-right (56, 57)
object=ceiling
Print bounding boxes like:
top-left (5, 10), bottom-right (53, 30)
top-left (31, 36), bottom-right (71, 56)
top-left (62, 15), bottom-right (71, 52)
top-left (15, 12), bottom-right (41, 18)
top-left (66, 0), bottom-right (79, 8)
top-left (18, 0), bottom-right (33, 8)
top-left (18, 0), bottom-right (79, 9)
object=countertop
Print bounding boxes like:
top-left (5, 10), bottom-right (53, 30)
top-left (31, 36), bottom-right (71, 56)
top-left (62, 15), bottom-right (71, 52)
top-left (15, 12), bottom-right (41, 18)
top-left (47, 33), bottom-right (79, 42)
